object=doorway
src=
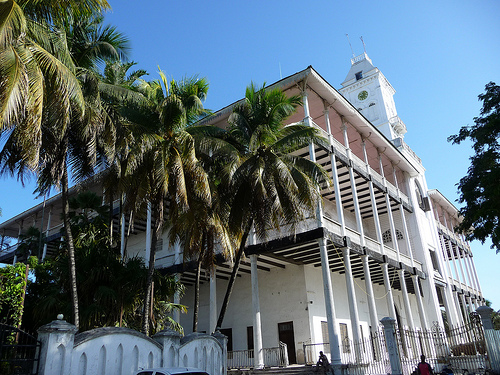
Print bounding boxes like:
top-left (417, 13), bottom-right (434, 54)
top-left (278, 321), bottom-right (296, 363)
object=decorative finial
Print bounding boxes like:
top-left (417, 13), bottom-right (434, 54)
top-left (57, 314), bottom-right (64, 320)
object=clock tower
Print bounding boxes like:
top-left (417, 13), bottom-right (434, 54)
top-left (339, 53), bottom-right (407, 141)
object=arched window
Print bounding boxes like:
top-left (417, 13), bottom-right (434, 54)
top-left (415, 181), bottom-right (426, 210)
top-left (382, 229), bottom-right (404, 244)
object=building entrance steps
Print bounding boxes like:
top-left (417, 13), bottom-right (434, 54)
top-left (228, 364), bottom-right (330, 375)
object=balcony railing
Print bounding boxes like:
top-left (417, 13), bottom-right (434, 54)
top-left (227, 342), bottom-right (288, 369)
top-left (307, 119), bottom-right (412, 210)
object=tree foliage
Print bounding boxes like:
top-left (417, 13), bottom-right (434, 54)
top-left (23, 192), bottom-right (185, 333)
top-left (448, 82), bottom-right (500, 251)
top-left (0, 257), bottom-right (37, 328)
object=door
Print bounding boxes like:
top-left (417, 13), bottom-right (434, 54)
top-left (278, 321), bottom-right (296, 364)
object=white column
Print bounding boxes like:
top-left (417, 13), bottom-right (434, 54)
top-left (459, 293), bottom-right (469, 322)
top-left (250, 254), bottom-right (264, 369)
top-left (377, 154), bottom-right (396, 321)
top-left (472, 298), bottom-right (478, 310)
top-left (361, 255), bottom-right (379, 332)
top-left (42, 207), bottom-right (52, 260)
top-left (210, 268), bottom-right (217, 334)
top-left (173, 240), bottom-right (181, 324)
top-left (325, 108), bottom-right (346, 236)
top-left (145, 202), bottom-right (152, 264)
top-left (464, 253), bottom-right (479, 292)
top-left (302, 90), bottom-right (324, 227)
top-left (398, 269), bottom-right (414, 329)
top-left (412, 275), bottom-right (428, 329)
top-left (384, 189), bottom-right (414, 327)
top-left (360, 139), bottom-right (387, 327)
top-left (14, 221), bottom-right (23, 265)
top-left (469, 255), bottom-right (482, 294)
top-left (381, 263), bottom-right (397, 319)
top-left (342, 247), bottom-right (362, 359)
top-left (449, 242), bottom-right (462, 285)
top-left (120, 213), bottom-right (126, 258)
top-left (455, 246), bottom-right (468, 289)
top-left (318, 237), bottom-right (341, 373)
top-left (441, 261), bottom-right (462, 324)
top-left (453, 291), bottom-right (465, 325)
top-left (461, 249), bottom-right (475, 292)
top-left (342, 122), bottom-right (365, 246)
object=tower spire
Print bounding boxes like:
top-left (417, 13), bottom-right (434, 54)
top-left (346, 34), bottom-right (355, 58)
top-left (360, 36), bottom-right (367, 53)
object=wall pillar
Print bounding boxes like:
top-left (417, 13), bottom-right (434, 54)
top-left (381, 317), bottom-right (402, 375)
top-left (476, 306), bottom-right (500, 374)
top-left (37, 316), bottom-right (78, 375)
top-left (153, 328), bottom-right (182, 368)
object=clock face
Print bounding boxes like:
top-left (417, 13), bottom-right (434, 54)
top-left (358, 90), bottom-right (368, 101)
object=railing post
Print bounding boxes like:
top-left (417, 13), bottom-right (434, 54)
top-left (37, 315), bottom-right (77, 375)
top-left (476, 306), bottom-right (500, 373)
top-left (381, 317), bottom-right (402, 375)
top-left (280, 341), bottom-right (289, 367)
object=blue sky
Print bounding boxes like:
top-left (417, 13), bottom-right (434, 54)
top-left (1, 1), bottom-right (500, 307)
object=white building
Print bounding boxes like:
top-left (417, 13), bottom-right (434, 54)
top-left (0, 53), bottom-right (483, 367)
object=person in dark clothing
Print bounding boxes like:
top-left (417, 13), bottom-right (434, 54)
top-left (417, 355), bottom-right (434, 375)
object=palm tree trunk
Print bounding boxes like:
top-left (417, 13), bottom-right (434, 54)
top-left (142, 199), bottom-right (163, 335)
top-left (216, 227), bottom-right (251, 330)
top-left (108, 191), bottom-right (114, 243)
top-left (62, 166), bottom-right (80, 329)
top-left (193, 237), bottom-right (207, 332)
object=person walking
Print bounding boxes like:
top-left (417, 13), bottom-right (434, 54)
top-left (417, 355), bottom-right (434, 375)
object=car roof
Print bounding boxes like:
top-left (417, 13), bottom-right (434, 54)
top-left (135, 367), bottom-right (208, 375)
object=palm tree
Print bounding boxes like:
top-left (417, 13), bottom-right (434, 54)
top-left (0, 0), bottom-right (111, 165)
top-left (97, 61), bottom-right (148, 246)
top-left (213, 82), bottom-right (330, 329)
top-left (169, 169), bottom-right (234, 332)
top-left (121, 71), bottom-right (211, 335)
top-left (0, 3), bottom-right (128, 329)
